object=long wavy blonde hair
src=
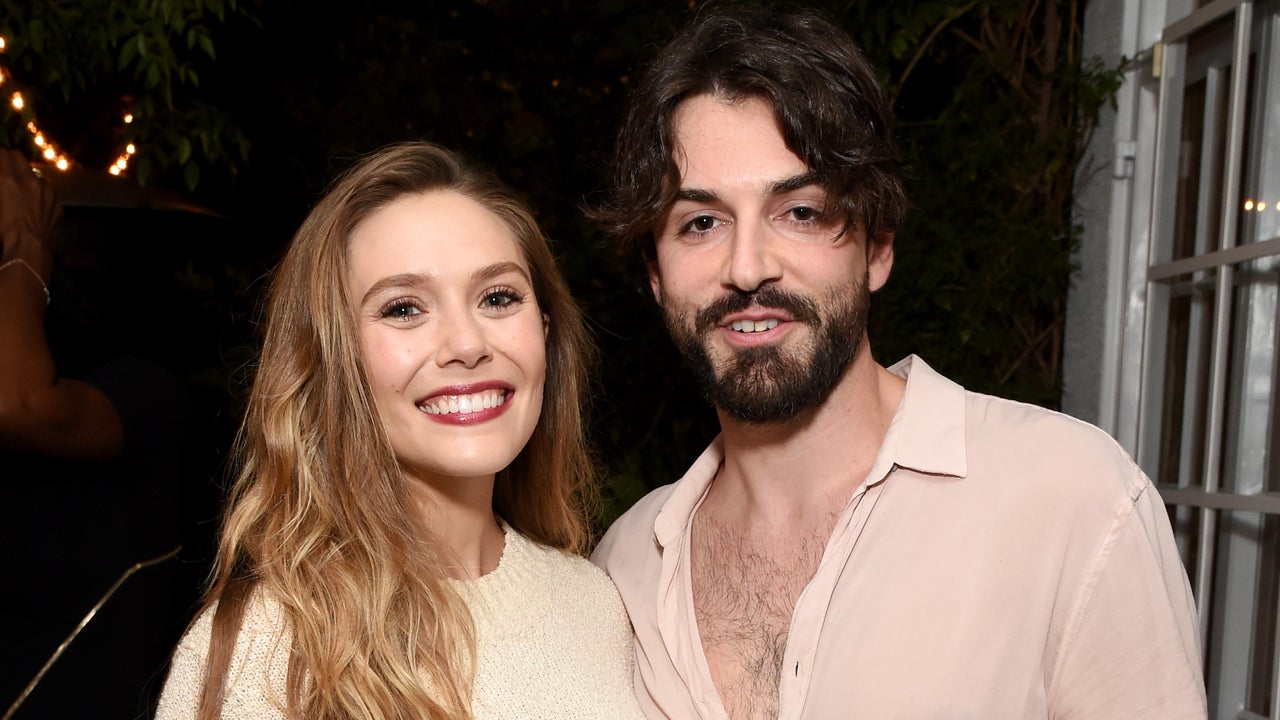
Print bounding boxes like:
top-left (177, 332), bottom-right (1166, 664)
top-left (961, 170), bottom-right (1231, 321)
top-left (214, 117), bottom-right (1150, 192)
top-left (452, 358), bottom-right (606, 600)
top-left (193, 142), bottom-right (596, 720)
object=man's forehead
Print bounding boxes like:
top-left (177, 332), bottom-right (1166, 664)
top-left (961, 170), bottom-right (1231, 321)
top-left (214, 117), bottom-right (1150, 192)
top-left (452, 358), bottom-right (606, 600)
top-left (669, 95), bottom-right (814, 194)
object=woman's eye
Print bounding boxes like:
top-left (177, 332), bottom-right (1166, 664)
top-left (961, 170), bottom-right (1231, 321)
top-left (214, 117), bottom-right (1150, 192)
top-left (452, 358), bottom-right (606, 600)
top-left (481, 287), bottom-right (524, 310)
top-left (379, 300), bottom-right (422, 320)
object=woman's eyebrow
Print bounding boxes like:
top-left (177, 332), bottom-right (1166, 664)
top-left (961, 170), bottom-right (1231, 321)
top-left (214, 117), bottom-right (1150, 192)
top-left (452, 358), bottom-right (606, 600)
top-left (360, 272), bottom-right (430, 305)
top-left (472, 261), bottom-right (531, 284)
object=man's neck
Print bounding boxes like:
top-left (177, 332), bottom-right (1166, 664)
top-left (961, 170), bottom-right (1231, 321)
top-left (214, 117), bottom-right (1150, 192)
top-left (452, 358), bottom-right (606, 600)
top-left (709, 346), bottom-right (906, 523)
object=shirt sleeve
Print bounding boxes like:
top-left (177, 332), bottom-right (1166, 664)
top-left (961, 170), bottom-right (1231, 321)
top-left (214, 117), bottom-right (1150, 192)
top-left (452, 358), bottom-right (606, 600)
top-left (1048, 480), bottom-right (1207, 719)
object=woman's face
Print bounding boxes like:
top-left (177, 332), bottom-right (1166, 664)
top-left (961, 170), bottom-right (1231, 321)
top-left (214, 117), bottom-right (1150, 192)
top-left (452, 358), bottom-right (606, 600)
top-left (346, 190), bottom-right (547, 490)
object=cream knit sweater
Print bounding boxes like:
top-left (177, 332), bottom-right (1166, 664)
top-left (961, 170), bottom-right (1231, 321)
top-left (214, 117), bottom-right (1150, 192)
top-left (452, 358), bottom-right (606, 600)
top-left (156, 528), bottom-right (644, 719)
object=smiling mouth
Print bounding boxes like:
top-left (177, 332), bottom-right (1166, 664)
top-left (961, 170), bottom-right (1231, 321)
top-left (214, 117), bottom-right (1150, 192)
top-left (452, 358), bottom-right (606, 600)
top-left (417, 389), bottom-right (508, 415)
top-left (729, 319), bottom-right (780, 333)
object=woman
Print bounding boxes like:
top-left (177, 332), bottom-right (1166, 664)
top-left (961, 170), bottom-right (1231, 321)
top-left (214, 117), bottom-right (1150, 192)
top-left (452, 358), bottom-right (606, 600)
top-left (157, 143), bottom-right (643, 719)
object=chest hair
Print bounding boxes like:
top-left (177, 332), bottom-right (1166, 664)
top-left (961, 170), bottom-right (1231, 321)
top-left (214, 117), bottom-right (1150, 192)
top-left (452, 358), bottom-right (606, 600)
top-left (690, 512), bottom-right (835, 720)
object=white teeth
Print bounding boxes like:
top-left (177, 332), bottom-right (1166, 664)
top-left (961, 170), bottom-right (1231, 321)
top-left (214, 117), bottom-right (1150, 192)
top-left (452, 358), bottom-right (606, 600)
top-left (418, 389), bottom-right (507, 415)
top-left (730, 319), bottom-right (780, 333)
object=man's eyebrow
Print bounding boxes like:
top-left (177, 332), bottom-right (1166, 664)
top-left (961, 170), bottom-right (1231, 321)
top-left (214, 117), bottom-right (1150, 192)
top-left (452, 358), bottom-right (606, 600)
top-left (768, 172), bottom-right (823, 195)
top-left (673, 173), bottom-right (823, 204)
top-left (674, 187), bottom-right (719, 203)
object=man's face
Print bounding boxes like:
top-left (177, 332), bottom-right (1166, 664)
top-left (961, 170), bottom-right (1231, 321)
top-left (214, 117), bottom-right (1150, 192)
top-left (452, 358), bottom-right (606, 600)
top-left (650, 94), bottom-right (893, 424)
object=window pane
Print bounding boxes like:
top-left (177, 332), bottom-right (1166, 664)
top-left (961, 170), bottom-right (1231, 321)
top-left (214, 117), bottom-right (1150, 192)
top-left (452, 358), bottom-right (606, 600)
top-left (1220, 255), bottom-right (1277, 498)
top-left (1207, 510), bottom-right (1280, 718)
top-left (1154, 270), bottom-right (1217, 491)
top-left (1163, 16), bottom-right (1234, 263)
top-left (1248, 515), bottom-right (1280, 715)
top-left (1239, 0), bottom-right (1280, 248)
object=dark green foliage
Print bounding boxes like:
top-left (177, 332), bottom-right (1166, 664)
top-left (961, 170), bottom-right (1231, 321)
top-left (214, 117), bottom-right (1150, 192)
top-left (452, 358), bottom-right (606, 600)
top-left (1, 0), bottom-right (1123, 524)
top-left (0, 0), bottom-right (255, 189)
top-left (837, 0), bottom-right (1125, 410)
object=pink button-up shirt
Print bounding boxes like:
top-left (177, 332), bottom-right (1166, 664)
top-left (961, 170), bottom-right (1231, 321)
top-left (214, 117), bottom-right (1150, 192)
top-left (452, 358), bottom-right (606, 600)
top-left (593, 356), bottom-right (1206, 719)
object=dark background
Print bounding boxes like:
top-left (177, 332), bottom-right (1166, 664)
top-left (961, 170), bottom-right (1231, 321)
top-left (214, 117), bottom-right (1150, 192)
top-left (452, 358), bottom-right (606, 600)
top-left (0, 1), bottom-right (1120, 714)
top-left (2, 0), bottom-right (1122, 520)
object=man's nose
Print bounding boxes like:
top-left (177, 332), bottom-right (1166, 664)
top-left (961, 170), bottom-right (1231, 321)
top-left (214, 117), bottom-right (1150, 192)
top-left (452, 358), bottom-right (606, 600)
top-left (723, 220), bottom-right (783, 292)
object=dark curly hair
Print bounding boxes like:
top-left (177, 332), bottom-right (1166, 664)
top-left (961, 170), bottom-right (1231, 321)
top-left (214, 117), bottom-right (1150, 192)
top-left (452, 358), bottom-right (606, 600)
top-left (591, 3), bottom-right (908, 256)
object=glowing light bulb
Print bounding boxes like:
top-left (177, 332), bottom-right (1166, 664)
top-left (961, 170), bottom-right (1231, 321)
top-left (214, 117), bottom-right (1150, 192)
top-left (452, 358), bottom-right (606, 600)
top-left (1260, 202), bottom-right (1269, 212)
top-left (0, 37), bottom-right (150, 177)
top-left (1245, 200), bottom-right (1256, 211)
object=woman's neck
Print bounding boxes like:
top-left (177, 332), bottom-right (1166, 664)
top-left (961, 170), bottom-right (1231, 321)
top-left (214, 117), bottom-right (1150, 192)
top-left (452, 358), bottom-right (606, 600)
top-left (406, 472), bottom-right (506, 580)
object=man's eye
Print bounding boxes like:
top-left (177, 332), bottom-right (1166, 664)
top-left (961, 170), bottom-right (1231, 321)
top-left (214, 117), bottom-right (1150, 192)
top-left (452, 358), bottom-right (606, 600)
top-left (681, 215), bottom-right (720, 234)
top-left (789, 206), bottom-right (821, 222)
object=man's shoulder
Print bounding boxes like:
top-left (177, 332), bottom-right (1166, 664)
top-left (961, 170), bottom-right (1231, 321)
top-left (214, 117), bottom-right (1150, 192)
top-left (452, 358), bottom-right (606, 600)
top-left (592, 483), bottom-right (676, 567)
top-left (961, 388), bottom-right (1148, 500)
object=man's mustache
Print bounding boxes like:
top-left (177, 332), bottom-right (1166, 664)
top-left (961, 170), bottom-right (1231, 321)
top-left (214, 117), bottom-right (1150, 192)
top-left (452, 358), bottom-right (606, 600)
top-left (694, 285), bottom-right (821, 334)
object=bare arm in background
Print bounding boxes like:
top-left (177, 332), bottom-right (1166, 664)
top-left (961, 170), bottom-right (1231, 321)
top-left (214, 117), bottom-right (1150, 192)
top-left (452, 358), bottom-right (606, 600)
top-left (0, 150), bottom-right (123, 461)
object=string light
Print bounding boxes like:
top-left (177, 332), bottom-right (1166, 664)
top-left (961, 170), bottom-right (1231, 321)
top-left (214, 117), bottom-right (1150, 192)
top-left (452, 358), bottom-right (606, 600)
top-left (1241, 199), bottom-right (1280, 212)
top-left (0, 34), bottom-right (137, 175)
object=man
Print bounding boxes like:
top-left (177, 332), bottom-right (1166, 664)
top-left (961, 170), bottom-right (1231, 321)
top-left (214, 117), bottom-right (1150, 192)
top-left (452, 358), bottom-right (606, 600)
top-left (0, 150), bottom-right (187, 719)
top-left (590, 5), bottom-right (1206, 720)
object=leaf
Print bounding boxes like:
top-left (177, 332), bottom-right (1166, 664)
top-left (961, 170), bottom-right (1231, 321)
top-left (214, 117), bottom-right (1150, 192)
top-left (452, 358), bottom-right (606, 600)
top-left (177, 136), bottom-right (192, 164)
top-left (183, 160), bottom-right (200, 191)
top-left (118, 34), bottom-right (139, 68)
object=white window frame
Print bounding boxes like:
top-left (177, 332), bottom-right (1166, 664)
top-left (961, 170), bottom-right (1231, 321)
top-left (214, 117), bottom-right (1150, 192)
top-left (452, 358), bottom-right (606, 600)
top-left (1093, 0), bottom-right (1280, 717)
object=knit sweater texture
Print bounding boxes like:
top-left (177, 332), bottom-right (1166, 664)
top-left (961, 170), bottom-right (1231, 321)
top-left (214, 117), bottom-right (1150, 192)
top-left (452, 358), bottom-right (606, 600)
top-left (156, 527), bottom-right (644, 719)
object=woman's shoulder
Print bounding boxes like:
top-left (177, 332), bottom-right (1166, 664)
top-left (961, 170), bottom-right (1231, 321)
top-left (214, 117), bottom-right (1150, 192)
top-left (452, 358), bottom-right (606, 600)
top-left (503, 527), bottom-right (618, 596)
top-left (155, 592), bottom-right (292, 720)
top-left (463, 527), bottom-right (626, 630)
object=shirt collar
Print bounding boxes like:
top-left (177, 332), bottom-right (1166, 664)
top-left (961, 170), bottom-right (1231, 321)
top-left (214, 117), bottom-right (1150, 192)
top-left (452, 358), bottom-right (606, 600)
top-left (653, 437), bottom-right (724, 548)
top-left (651, 355), bottom-right (969, 548)
top-left (883, 354), bottom-right (969, 479)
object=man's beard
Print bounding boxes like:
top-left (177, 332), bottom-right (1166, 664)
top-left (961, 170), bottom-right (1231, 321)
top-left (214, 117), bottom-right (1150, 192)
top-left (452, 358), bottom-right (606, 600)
top-left (661, 275), bottom-right (870, 424)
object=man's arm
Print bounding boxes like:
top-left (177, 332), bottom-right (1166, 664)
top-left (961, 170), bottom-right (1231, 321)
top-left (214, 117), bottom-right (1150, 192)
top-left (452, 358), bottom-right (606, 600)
top-left (1048, 479), bottom-right (1207, 719)
top-left (0, 150), bottom-right (123, 461)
